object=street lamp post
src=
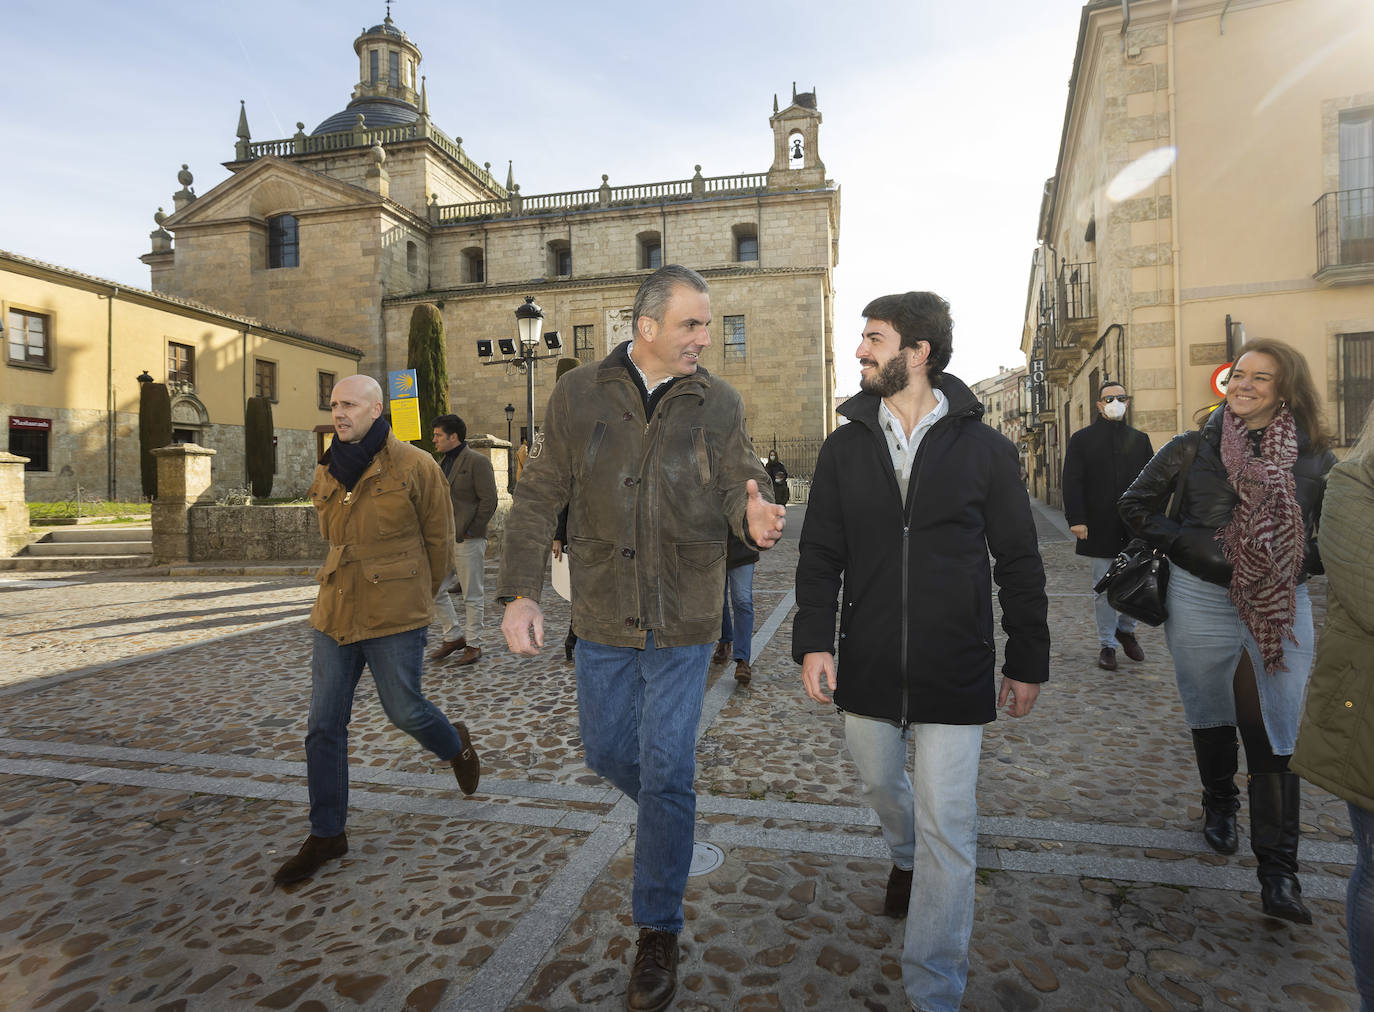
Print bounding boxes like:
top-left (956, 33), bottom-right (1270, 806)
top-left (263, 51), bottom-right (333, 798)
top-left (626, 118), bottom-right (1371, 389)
top-left (514, 296), bottom-right (544, 451)
top-left (503, 402), bottom-right (515, 488)
top-left (475, 297), bottom-right (562, 475)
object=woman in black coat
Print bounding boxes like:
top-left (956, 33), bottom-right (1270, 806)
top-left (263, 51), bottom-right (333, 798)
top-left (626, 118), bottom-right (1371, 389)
top-left (1119, 338), bottom-right (1335, 924)
top-left (764, 451), bottom-right (790, 506)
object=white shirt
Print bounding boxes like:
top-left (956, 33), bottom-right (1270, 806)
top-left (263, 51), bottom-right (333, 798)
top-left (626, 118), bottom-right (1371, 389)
top-left (879, 389), bottom-right (949, 481)
top-left (626, 342), bottom-right (674, 396)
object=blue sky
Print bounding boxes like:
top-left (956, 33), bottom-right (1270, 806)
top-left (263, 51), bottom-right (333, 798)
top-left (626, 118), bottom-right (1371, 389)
top-left (3, 0), bottom-right (1085, 394)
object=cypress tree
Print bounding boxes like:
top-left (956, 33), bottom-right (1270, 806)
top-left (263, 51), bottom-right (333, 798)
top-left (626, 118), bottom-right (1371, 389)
top-left (138, 381), bottom-right (172, 500)
top-left (407, 303), bottom-right (449, 454)
top-left (245, 396), bottom-right (275, 498)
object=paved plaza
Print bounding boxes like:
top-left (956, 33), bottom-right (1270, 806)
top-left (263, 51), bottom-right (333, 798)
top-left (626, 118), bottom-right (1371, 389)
top-left (0, 501), bottom-right (1358, 1010)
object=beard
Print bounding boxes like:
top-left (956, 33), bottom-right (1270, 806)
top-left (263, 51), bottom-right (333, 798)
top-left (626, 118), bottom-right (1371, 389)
top-left (859, 353), bottom-right (910, 398)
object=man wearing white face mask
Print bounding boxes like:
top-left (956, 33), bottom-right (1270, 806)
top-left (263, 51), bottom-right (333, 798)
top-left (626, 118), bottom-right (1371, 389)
top-left (1062, 381), bottom-right (1155, 670)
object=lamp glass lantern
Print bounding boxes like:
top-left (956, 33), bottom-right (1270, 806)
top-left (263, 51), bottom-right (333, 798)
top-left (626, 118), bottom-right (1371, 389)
top-left (515, 296), bottom-right (544, 350)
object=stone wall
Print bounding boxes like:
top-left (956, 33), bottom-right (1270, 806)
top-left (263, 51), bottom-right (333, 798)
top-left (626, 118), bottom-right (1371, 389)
top-left (188, 504), bottom-right (326, 562)
top-left (0, 453), bottom-right (30, 556)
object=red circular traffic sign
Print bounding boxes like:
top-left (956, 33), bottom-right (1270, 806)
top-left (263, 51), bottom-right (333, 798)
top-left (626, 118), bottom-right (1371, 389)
top-left (1210, 362), bottom-right (1233, 399)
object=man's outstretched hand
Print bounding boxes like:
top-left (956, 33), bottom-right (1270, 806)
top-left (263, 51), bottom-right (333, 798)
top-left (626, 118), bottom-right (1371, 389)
top-left (746, 478), bottom-right (786, 549)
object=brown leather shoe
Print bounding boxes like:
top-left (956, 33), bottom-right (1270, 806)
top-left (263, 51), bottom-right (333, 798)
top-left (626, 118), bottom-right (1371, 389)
top-left (454, 645), bottom-right (482, 666)
top-left (883, 864), bottom-right (913, 917)
top-left (733, 659), bottom-right (752, 686)
top-left (430, 637), bottom-right (467, 661)
top-left (710, 640), bottom-right (731, 666)
top-left (1098, 646), bottom-right (1118, 671)
top-left (450, 722), bottom-right (480, 795)
top-left (273, 832), bottom-right (347, 885)
top-left (1115, 629), bottom-right (1145, 662)
top-left (626, 928), bottom-right (678, 1011)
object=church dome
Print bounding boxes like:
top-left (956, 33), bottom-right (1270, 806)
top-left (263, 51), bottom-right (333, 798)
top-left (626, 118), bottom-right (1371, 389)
top-left (312, 99), bottom-right (417, 136)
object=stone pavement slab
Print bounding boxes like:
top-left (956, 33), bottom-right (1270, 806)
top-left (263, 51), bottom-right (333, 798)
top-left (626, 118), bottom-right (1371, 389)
top-left (0, 501), bottom-right (1358, 1009)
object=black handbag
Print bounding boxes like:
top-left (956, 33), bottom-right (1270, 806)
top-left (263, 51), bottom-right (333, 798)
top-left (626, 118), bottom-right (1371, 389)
top-left (1092, 433), bottom-right (1200, 626)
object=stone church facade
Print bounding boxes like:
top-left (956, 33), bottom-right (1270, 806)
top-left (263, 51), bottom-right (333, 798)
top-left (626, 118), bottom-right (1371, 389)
top-left (145, 13), bottom-right (841, 450)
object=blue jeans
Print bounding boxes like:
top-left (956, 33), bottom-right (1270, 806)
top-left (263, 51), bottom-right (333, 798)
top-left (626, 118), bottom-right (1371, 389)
top-left (844, 714), bottom-right (983, 1012)
top-left (1090, 555), bottom-right (1137, 648)
top-left (1350, 802), bottom-right (1374, 1011)
top-left (306, 626), bottom-right (462, 837)
top-left (575, 632), bottom-right (712, 934)
top-left (719, 563), bottom-right (755, 663)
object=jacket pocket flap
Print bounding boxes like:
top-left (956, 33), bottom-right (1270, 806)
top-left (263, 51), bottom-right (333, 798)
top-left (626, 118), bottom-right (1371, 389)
top-left (676, 541), bottom-right (725, 570)
top-left (365, 558), bottom-right (422, 584)
top-left (569, 537), bottom-right (615, 564)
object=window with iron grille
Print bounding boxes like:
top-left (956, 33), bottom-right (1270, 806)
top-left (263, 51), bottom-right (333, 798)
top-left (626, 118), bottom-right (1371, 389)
top-left (724, 316), bottom-right (746, 360)
top-left (318, 371), bottom-right (335, 411)
top-left (1341, 332), bottom-right (1374, 444)
top-left (6, 309), bottom-right (51, 367)
top-left (255, 359), bottom-right (278, 402)
top-left (268, 214), bottom-right (299, 269)
top-left (574, 324), bottom-right (594, 358)
top-left (168, 342), bottom-right (194, 385)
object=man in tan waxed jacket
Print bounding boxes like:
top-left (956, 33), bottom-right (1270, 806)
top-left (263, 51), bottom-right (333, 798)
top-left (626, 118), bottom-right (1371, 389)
top-left (272, 374), bottom-right (481, 887)
top-left (498, 266), bottom-right (786, 1011)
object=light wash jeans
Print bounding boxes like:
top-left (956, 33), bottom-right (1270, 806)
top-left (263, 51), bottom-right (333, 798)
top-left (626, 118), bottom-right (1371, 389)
top-left (720, 563), bottom-right (755, 663)
top-left (435, 537), bottom-right (486, 646)
top-left (844, 713), bottom-right (984, 1012)
top-left (1090, 555), bottom-right (1138, 649)
top-left (306, 626), bottom-right (461, 837)
top-left (1350, 802), bottom-right (1374, 1011)
top-left (1163, 565), bottom-right (1313, 753)
top-left (575, 632), bottom-right (712, 934)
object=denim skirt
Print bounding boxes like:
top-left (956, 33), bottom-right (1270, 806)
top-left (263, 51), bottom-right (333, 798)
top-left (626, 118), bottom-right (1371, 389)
top-left (1163, 565), bottom-right (1314, 754)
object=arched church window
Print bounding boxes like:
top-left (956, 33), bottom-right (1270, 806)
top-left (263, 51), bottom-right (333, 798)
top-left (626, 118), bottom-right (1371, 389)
top-left (268, 214), bottom-right (299, 269)
top-left (407, 240), bottom-right (418, 275)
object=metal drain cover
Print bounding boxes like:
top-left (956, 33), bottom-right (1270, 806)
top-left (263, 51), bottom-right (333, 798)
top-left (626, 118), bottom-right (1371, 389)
top-left (688, 842), bottom-right (724, 877)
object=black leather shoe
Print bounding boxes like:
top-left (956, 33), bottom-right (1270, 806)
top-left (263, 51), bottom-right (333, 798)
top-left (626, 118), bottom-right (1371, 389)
top-left (1115, 629), bottom-right (1145, 662)
top-left (626, 928), bottom-right (678, 1011)
top-left (450, 722), bottom-right (480, 795)
top-left (883, 864), bottom-right (913, 917)
top-left (1098, 647), bottom-right (1118, 671)
top-left (273, 832), bottom-right (347, 885)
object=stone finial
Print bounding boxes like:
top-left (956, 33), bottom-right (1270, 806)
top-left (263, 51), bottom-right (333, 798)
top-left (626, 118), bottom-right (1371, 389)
top-left (178, 164), bottom-right (194, 188)
top-left (505, 159), bottom-right (515, 191)
top-left (370, 140), bottom-right (387, 166)
top-left (773, 94), bottom-right (778, 113)
top-left (365, 141), bottom-right (389, 196)
top-left (150, 206), bottom-right (172, 252)
top-left (691, 165), bottom-right (705, 199)
top-left (154, 207), bottom-right (167, 227)
top-left (420, 75), bottom-right (430, 117)
top-left (598, 174), bottom-right (611, 207)
top-left (173, 165), bottom-right (197, 212)
top-left (236, 100), bottom-right (251, 143)
top-left (293, 121), bottom-right (307, 153)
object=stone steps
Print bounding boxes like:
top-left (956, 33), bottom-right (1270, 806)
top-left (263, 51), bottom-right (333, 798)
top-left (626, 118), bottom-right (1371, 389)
top-left (4, 526), bottom-right (153, 570)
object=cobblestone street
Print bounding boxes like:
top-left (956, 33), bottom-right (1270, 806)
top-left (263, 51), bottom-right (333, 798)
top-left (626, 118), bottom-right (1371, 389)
top-left (0, 501), bottom-right (1357, 1010)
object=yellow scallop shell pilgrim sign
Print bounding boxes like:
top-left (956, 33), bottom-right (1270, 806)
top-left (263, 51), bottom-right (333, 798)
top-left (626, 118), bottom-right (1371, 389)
top-left (387, 369), bottom-right (422, 442)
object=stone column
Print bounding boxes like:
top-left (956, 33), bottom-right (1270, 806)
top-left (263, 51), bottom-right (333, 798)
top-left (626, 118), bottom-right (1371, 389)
top-left (467, 435), bottom-right (513, 539)
top-left (151, 444), bottom-right (217, 564)
top-left (0, 452), bottom-right (31, 558)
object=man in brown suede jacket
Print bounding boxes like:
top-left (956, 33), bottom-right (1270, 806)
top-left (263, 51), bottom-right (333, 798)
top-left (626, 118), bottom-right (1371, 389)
top-left (498, 266), bottom-right (785, 1011)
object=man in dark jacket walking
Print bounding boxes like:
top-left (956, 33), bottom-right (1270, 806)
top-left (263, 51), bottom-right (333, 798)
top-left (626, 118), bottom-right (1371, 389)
top-left (794, 291), bottom-right (1050, 1012)
top-left (1061, 381), bottom-right (1154, 670)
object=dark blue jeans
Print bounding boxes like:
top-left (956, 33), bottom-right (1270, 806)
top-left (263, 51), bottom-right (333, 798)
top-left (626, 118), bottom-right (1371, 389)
top-left (575, 632), bottom-right (712, 934)
top-left (1350, 801), bottom-right (1374, 1011)
top-left (306, 626), bottom-right (462, 837)
top-left (720, 563), bottom-right (755, 663)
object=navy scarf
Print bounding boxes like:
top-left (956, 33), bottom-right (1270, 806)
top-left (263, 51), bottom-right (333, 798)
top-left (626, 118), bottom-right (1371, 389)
top-left (328, 416), bottom-right (391, 491)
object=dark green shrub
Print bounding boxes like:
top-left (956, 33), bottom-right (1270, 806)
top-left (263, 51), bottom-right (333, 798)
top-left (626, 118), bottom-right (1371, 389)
top-left (138, 382), bottom-right (172, 499)
top-left (245, 396), bottom-right (275, 498)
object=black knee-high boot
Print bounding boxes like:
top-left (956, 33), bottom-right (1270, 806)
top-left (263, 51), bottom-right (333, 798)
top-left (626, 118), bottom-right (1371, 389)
top-left (1191, 727), bottom-right (1240, 854)
top-left (1248, 771), bottom-right (1311, 924)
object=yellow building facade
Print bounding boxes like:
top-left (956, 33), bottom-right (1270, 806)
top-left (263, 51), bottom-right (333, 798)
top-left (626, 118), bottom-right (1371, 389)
top-left (2, 251), bottom-right (361, 501)
top-left (1022, 0), bottom-right (1374, 504)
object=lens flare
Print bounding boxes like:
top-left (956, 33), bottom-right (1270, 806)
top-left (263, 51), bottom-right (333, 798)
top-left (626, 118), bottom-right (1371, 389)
top-left (1106, 147), bottom-right (1178, 202)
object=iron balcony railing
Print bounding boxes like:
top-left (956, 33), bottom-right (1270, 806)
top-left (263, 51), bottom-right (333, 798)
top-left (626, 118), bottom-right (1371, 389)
top-left (1315, 187), bottom-right (1374, 271)
top-left (1055, 261), bottom-right (1094, 330)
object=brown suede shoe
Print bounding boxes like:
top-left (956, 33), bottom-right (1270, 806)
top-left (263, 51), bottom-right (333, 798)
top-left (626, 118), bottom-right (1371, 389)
top-left (1115, 629), bottom-right (1145, 662)
top-left (273, 832), bottom-right (348, 885)
top-left (430, 637), bottom-right (467, 661)
top-left (626, 927), bottom-right (678, 1011)
top-left (883, 864), bottom-right (913, 917)
top-left (450, 721), bottom-right (480, 795)
top-left (733, 659), bottom-right (752, 686)
top-left (454, 645), bottom-right (482, 667)
top-left (710, 640), bottom-right (731, 666)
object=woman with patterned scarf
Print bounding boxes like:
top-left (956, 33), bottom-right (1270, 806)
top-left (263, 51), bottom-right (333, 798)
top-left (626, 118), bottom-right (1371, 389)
top-left (1120, 338), bottom-right (1336, 924)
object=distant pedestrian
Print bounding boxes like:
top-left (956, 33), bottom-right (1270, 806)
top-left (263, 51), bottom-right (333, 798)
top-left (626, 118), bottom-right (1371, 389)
top-left (794, 291), bottom-right (1049, 1012)
top-left (429, 414), bottom-right (496, 667)
top-left (1120, 338), bottom-right (1335, 923)
top-left (765, 450), bottom-right (790, 506)
top-left (1061, 380), bottom-right (1154, 670)
top-left (498, 265), bottom-right (784, 1011)
top-left (274, 375), bottom-right (480, 887)
top-left (1293, 400), bottom-right (1374, 995)
top-left (712, 531), bottom-right (758, 685)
